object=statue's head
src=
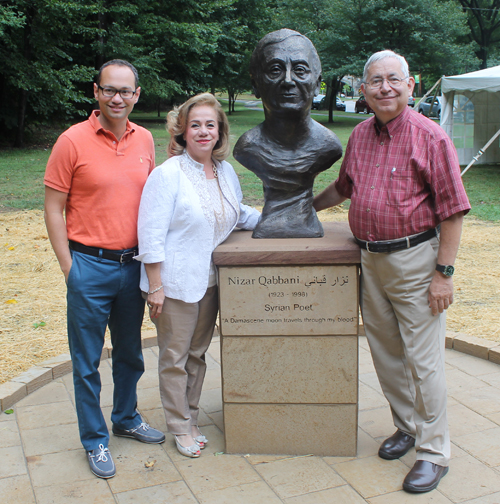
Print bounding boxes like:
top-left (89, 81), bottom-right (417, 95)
top-left (250, 29), bottom-right (322, 116)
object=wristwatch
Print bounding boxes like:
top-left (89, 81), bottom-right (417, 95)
top-left (436, 264), bottom-right (455, 277)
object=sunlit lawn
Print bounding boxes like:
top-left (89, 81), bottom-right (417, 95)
top-left (1, 103), bottom-right (499, 221)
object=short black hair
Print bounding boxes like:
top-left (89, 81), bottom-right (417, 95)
top-left (96, 59), bottom-right (139, 88)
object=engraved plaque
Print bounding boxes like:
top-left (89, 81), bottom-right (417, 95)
top-left (219, 265), bottom-right (358, 336)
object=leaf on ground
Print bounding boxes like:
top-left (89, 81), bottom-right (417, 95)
top-left (5, 299), bottom-right (18, 304)
top-left (4, 409), bottom-right (14, 414)
top-left (144, 459), bottom-right (156, 468)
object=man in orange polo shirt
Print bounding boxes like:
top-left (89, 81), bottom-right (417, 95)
top-left (44, 59), bottom-right (164, 479)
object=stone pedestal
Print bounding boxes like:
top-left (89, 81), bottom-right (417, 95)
top-left (213, 222), bottom-right (360, 456)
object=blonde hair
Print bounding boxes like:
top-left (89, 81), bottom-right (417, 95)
top-left (167, 93), bottom-right (230, 161)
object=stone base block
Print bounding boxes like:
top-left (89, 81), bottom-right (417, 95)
top-left (224, 403), bottom-right (357, 457)
top-left (222, 336), bottom-right (357, 404)
top-left (11, 367), bottom-right (52, 395)
top-left (0, 381), bottom-right (27, 411)
top-left (490, 346), bottom-right (500, 365)
top-left (40, 354), bottom-right (72, 379)
top-left (453, 333), bottom-right (499, 360)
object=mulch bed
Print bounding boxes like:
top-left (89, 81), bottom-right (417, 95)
top-left (1, 209), bottom-right (498, 385)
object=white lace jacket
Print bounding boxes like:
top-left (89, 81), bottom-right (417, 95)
top-left (135, 151), bottom-right (260, 303)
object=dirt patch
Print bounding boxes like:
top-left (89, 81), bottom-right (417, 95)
top-left (1, 208), bottom-right (498, 385)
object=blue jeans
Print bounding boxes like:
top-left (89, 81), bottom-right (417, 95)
top-left (67, 250), bottom-right (145, 452)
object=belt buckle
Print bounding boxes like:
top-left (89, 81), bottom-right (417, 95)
top-left (120, 251), bottom-right (134, 263)
top-left (366, 241), bottom-right (374, 253)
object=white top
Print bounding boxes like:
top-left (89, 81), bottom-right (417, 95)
top-left (135, 151), bottom-right (260, 303)
top-left (206, 177), bottom-right (236, 286)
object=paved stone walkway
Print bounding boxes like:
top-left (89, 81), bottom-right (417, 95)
top-left (2, 335), bottom-right (500, 503)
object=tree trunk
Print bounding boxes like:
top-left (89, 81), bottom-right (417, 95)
top-left (15, 5), bottom-right (35, 147)
top-left (228, 90), bottom-right (234, 115)
top-left (14, 89), bottom-right (28, 148)
top-left (327, 78), bottom-right (341, 123)
top-left (157, 98), bottom-right (161, 117)
top-left (96, 10), bottom-right (107, 70)
top-left (476, 46), bottom-right (488, 69)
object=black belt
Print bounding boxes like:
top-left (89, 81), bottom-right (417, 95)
top-left (69, 240), bottom-right (137, 263)
top-left (354, 228), bottom-right (437, 254)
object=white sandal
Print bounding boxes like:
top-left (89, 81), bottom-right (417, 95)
top-left (175, 436), bottom-right (201, 458)
top-left (194, 434), bottom-right (208, 449)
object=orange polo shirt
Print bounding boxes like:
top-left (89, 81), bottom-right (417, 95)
top-left (44, 111), bottom-right (155, 250)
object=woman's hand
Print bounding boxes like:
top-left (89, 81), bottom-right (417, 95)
top-left (147, 287), bottom-right (164, 318)
top-left (144, 263), bottom-right (164, 319)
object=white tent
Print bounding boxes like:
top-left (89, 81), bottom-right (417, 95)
top-left (441, 65), bottom-right (500, 166)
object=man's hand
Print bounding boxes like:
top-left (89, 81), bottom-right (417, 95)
top-left (62, 261), bottom-right (72, 284)
top-left (428, 272), bottom-right (454, 315)
top-left (427, 211), bottom-right (465, 316)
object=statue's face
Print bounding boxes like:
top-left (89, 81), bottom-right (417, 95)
top-left (255, 37), bottom-right (320, 115)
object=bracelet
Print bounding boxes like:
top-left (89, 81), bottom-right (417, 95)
top-left (147, 285), bottom-right (164, 295)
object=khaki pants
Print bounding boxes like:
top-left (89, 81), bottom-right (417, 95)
top-left (151, 287), bottom-right (218, 435)
top-left (360, 237), bottom-right (450, 466)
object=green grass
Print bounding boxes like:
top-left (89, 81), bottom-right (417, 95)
top-left (1, 106), bottom-right (499, 221)
top-left (0, 148), bottom-right (52, 210)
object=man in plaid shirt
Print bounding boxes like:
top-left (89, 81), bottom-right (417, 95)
top-left (314, 50), bottom-right (470, 493)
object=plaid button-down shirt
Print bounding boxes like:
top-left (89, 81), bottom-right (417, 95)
top-left (335, 107), bottom-right (470, 242)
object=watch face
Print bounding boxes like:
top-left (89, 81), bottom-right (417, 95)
top-left (444, 266), bottom-right (455, 276)
top-left (437, 264), bottom-right (455, 276)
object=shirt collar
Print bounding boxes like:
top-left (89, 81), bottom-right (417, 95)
top-left (183, 150), bottom-right (218, 171)
top-left (89, 110), bottom-right (135, 135)
top-left (373, 105), bottom-right (411, 137)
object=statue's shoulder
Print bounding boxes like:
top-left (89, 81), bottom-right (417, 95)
top-left (310, 120), bottom-right (342, 154)
top-left (234, 124), bottom-right (265, 157)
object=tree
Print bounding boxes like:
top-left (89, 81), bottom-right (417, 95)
top-left (457, 0), bottom-right (500, 68)
top-left (275, 0), bottom-right (477, 121)
top-left (0, 0), bottom-right (97, 146)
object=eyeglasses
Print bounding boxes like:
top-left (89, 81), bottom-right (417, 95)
top-left (364, 77), bottom-right (409, 90)
top-left (98, 85), bottom-right (136, 99)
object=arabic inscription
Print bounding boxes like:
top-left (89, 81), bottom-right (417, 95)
top-left (219, 265), bottom-right (358, 336)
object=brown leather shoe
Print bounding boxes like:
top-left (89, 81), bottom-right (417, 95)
top-left (378, 430), bottom-right (415, 460)
top-left (403, 460), bottom-right (449, 493)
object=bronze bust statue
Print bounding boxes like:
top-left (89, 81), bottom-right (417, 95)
top-left (234, 29), bottom-right (342, 238)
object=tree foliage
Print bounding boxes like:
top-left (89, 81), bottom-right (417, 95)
top-left (0, 0), bottom-right (486, 144)
top-left (0, 1), bottom-right (97, 146)
top-left (274, 0), bottom-right (478, 121)
top-left (457, 0), bottom-right (500, 68)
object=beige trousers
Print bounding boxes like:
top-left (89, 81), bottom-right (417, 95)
top-left (360, 237), bottom-right (450, 466)
top-left (151, 287), bottom-right (218, 435)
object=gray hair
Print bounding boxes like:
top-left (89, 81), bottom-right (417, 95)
top-left (363, 50), bottom-right (409, 82)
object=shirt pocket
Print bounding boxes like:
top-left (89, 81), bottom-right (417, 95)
top-left (388, 167), bottom-right (415, 207)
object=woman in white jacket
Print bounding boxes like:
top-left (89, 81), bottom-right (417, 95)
top-left (136, 93), bottom-right (260, 458)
